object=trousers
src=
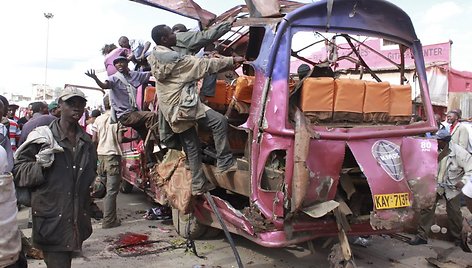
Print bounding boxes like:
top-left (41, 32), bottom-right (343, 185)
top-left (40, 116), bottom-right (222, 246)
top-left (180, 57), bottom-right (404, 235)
top-left (417, 193), bottom-right (462, 241)
top-left (43, 251), bottom-right (73, 268)
top-left (178, 109), bottom-right (233, 191)
top-left (98, 155), bottom-right (122, 226)
top-left (119, 111), bottom-right (158, 163)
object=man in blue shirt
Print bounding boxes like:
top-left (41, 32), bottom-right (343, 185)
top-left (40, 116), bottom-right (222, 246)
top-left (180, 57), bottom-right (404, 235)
top-left (85, 56), bottom-right (158, 165)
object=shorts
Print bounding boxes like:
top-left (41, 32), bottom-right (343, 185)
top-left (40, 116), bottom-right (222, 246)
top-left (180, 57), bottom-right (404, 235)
top-left (462, 177), bottom-right (472, 198)
top-left (97, 155), bottom-right (121, 177)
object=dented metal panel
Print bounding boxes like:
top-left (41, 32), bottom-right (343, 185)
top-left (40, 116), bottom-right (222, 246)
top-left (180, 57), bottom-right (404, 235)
top-left (291, 109), bottom-right (311, 213)
top-left (130, 0), bottom-right (216, 27)
top-left (244, 0), bottom-right (280, 17)
top-left (400, 137), bottom-right (438, 209)
top-left (304, 140), bottom-right (346, 205)
top-left (347, 137), bottom-right (437, 230)
top-left (347, 138), bottom-right (412, 198)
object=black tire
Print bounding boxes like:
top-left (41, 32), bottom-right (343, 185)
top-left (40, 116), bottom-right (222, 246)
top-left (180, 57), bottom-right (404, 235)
top-left (120, 180), bottom-right (134, 194)
top-left (172, 208), bottom-right (207, 239)
top-left (202, 226), bottom-right (222, 239)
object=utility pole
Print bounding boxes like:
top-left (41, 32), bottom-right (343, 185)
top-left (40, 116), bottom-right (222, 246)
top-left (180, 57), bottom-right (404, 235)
top-left (44, 12), bottom-right (54, 100)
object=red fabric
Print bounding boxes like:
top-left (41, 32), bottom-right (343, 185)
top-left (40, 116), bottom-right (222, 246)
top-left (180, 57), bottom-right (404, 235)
top-left (450, 121), bottom-right (458, 134)
top-left (448, 68), bottom-right (472, 93)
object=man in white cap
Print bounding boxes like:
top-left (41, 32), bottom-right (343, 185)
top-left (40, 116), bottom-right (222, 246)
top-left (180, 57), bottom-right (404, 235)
top-left (13, 87), bottom-right (98, 267)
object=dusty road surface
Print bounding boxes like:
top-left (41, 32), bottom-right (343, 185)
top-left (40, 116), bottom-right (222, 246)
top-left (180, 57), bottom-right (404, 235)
top-left (17, 189), bottom-right (472, 268)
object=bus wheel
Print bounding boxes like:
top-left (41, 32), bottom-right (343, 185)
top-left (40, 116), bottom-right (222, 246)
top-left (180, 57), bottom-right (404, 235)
top-left (172, 208), bottom-right (207, 239)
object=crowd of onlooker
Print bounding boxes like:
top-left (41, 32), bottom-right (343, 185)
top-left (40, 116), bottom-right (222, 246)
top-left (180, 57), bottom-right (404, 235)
top-left (0, 95), bottom-right (108, 268)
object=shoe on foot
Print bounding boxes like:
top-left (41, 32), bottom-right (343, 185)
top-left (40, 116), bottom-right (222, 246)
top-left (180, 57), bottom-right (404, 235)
top-left (217, 161), bottom-right (238, 175)
top-left (458, 237), bottom-right (471, 253)
top-left (409, 236), bottom-right (427, 245)
top-left (102, 220), bottom-right (121, 229)
top-left (192, 181), bottom-right (216, 196)
top-left (90, 202), bottom-right (104, 220)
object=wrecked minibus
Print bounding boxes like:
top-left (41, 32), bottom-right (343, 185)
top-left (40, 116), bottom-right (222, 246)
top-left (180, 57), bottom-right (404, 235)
top-left (125, 0), bottom-right (439, 264)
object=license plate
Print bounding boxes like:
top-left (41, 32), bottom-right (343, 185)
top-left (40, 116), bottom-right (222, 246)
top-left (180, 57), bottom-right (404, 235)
top-left (374, 193), bottom-right (410, 210)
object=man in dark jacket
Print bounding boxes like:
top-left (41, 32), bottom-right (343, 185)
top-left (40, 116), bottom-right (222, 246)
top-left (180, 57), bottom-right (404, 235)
top-left (13, 87), bottom-right (97, 268)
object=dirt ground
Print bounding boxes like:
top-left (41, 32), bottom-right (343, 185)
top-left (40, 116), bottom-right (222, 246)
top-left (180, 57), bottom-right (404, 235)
top-left (17, 189), bottom-right (472, 268)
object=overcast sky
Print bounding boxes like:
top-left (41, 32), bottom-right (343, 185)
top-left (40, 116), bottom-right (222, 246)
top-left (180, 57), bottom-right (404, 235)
top-left (1, 0), bottom-right (471, 102)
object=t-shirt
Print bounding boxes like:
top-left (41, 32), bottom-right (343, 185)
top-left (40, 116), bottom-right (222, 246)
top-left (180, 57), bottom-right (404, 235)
top-left (92, 111), bottom-right (122, 156)
top-left (8, 119), bottom-right (20, 151)
top-left (0, 124), bottom-right (13, 172)
top-left (130, 39), bottom-right (150, 59)
top-left (0, 145), bottom-right (7, 173)
top-left (85, 123), bottom-right (94, 137)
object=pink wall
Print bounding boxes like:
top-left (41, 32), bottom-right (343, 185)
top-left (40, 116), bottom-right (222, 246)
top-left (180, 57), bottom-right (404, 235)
top-left (291, 39), bottom-right (451, 71)
top-left (448, 68), bottom-right (472, 93)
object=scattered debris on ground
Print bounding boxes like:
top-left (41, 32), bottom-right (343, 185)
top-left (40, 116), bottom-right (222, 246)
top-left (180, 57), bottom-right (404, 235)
top-left (110, 232), bottom-right (185, 257)
top-left (143, 206), bottom-right (171, 220)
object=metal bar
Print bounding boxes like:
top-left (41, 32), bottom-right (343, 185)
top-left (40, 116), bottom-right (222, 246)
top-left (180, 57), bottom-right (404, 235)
top-left (343, 35), bottom-right (381, 82)
top-left (290, 52), bottom-right (317, 66)
top-left (347, 36), bottom-right (402, 69)
top-left (293, 38), bottom-right (326, 54)
top-left (233, 17), bottom-right (282, 27)
top-left (204, 192), bottom-right (243, 268)
top-left (63, 84), bottom-right (105, 94)
top-left (399, 45), bottom-right (406, 85)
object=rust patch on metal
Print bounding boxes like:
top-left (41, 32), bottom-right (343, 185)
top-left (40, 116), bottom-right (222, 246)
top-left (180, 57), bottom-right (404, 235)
top-left (407, 177), bottom-right (436, 210)
top-left (369, 209), bottom-right (414, 230)
top-left (314, 177), bottom-right (334, 201)
top-left (291, 109), bottom-right (311, 213)
top-left (242, 204), bottom-right (275, 233)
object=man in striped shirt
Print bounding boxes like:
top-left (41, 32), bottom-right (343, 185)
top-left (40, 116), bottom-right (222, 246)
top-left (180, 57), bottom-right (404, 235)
top-left (7, 119), bottom-right (20, 151)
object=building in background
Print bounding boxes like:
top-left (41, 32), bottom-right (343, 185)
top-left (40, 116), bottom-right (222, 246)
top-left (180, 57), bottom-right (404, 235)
top-left (32, 84), bottom-right (54, 100)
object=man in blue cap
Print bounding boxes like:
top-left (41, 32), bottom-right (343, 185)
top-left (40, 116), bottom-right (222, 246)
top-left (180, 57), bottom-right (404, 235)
top-left (410, 128), bottom-right (471, 252)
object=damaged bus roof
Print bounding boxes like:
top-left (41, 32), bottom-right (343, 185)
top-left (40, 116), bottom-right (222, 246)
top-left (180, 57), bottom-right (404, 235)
top-left (282, 0), bottom-right (418, 46)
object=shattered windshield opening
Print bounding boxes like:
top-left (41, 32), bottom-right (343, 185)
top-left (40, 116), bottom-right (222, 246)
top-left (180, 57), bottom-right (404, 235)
top-left (289, 29), bottom-right (424, 128)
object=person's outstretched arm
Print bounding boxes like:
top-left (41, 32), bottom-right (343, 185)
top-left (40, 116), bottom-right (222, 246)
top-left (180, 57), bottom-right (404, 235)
top-left (85, 69), bottom-right (110, 89)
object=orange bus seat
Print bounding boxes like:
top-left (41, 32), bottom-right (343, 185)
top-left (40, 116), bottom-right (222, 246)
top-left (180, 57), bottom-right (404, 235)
top-left (388, 84), bottom-right (412, 123)
top-left (225, 76), bottom-right (255, 116)
top-left (233, 75), bottom-right (255, 104)
top-left (333, 79), bottom-right (365, 122)
top-left (206, 80), bottom-right (234, 111)
top-left (363, 81), bottom-right (390, 123)
top-left (299, 77), bottom-right (335, 123)
top-left (144, 86), bottom-right (155, 104)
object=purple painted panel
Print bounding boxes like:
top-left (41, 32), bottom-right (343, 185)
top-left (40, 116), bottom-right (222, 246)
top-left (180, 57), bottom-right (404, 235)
top-left (347, 138), bottom-right (413, 205)
top-left (401, 137), bottom-right (438, 209)
top-left (303, 140), bottom-right (346, 205)
top-left (264, 79), bottom-right (294, 136)
top-left (245, 69), bottom-right (266, 131)
top-left (252, 133), bottom-right (293, 221)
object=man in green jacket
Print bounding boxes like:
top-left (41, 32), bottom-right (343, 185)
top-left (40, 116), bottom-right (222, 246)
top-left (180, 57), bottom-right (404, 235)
top-left (148, 24), bottom-right (244, 195)
top-left (13, 87), bottom-right (97, 267)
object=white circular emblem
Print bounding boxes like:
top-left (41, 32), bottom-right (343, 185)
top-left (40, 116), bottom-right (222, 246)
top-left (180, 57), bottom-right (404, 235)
top-left (371, 140), bottom-right (404, 182)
